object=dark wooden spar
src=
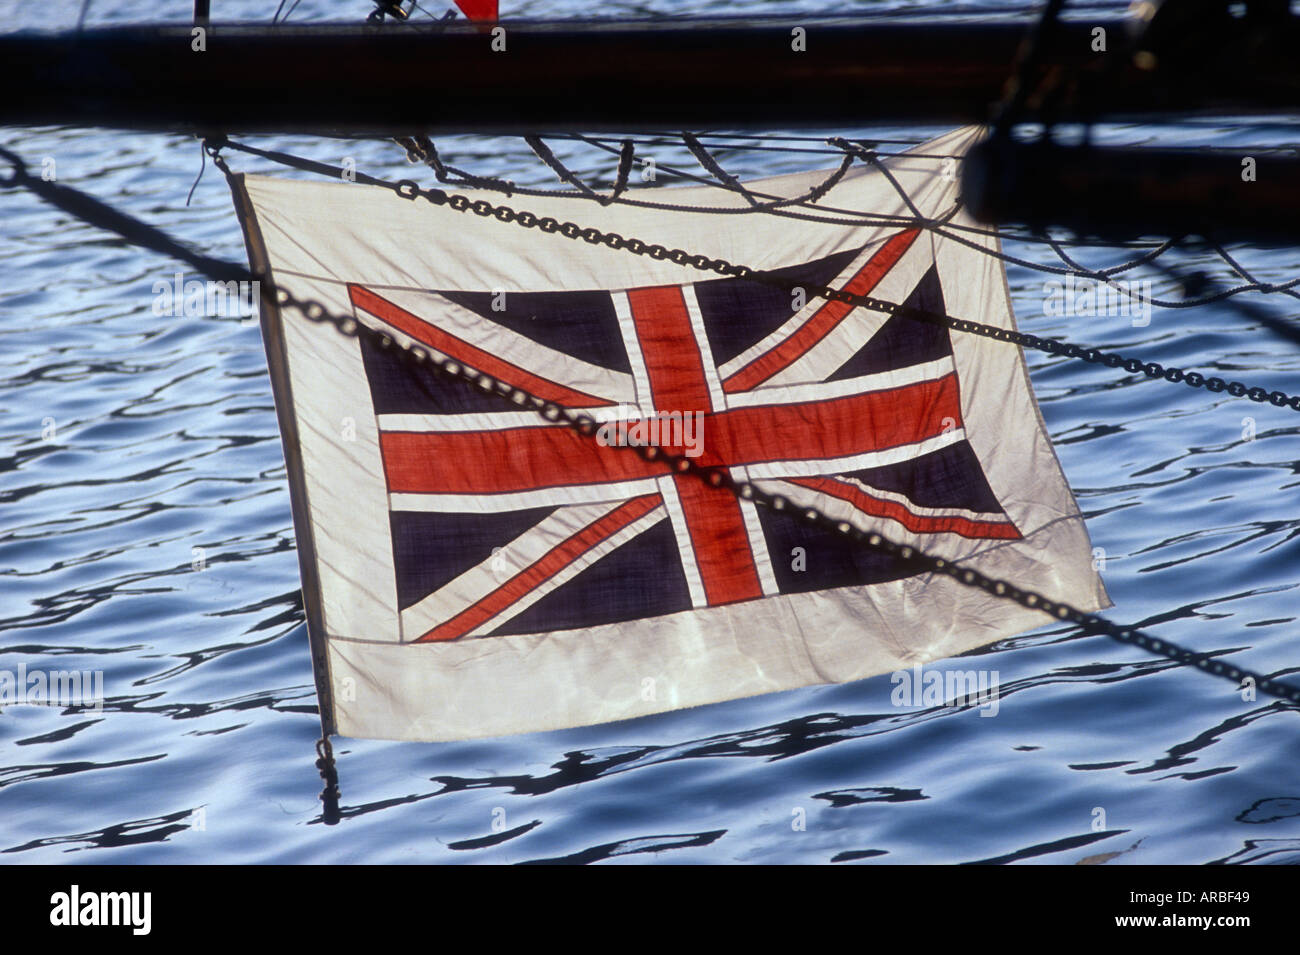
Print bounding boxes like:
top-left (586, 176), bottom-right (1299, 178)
top-left (0, 13), bottom-right (1297, 133)
top-left (1, 8), bottom-right (1297, 241)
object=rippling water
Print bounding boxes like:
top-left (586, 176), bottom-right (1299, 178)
top-left (2, 0), bottom-right (1298, 865)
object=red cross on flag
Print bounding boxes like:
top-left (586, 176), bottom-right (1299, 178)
top-left (230, 126), bottom-right (1109, 742)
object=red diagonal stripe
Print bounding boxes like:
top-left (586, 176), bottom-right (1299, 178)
top-left (415, 494), bottom-right (661, 642)
top-left (789, 476), bottom-right (1022, 541)
top-left (721, 229), bottom-right (921, 394)
top-left (349, 284), bottom-right (615, 408)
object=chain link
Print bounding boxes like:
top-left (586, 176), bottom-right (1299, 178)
top-left (376, 176), bottom-right (1300, 413)
top-left (267, 281), bottom-right (1300, 707)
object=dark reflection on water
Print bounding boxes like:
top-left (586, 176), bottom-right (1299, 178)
top-left (1211, 840), bottom-right (1300, 865)
top-left (2, 0), bottom-right (1299, 864)
top-left (1236, 798), bottom-right (1300, 825)
top-left (964, 829), bottom-right (1130, 865)
top-left (5, 809), bottom-right (195, 855)
top-left (815, 787), bottom-right (928, 806)
top-left (519, 830), bottom-right (729, 865)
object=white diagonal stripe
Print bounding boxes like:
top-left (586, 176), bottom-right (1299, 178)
top-left (716, 239), bottom-right (891, 380)
top-left (715, 231), bottom-right (928, 384)
top-left (761, 235), bottom-right (934, 387)
top-left (399, 499), bottom-right (659, 641)
top-left (464, 505), bottom-right (669, 638)
top-left (745, 428), bottom-right (966, 480)
top-left (724, 357), bottom-right (955, 410)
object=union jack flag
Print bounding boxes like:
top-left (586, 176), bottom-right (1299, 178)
top-left (350, 228), bottom-right (1021, 644)
top-left (233, 125), bottom-right (1108, 741)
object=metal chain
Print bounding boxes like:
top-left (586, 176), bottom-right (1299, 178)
top-left (267, 281), bottom-right (1300, 707)
top-left (3, 139), bottom-right (1292, 703)
top-left (369, 173), bottom-right (1300, 413)
top-left (220, 136), bottom-right (1300, 307)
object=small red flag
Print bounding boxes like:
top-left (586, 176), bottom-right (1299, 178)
top-left (453, 0), bottom-right (497, 20)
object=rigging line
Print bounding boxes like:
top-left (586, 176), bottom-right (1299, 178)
top-left (626, 132), bottom-right (930, 145)
top-left (429, 139), bottom-right (1174, 249)
top-left (0, 144), bottom-right (247, 285)
top-left (569, 133), bottom-right (1156, 253)
top-left (607, 140), bottom-right (635, 207)
top-left (680, 132), bottom-right (761, 207)
top-left (1213, 243), bottom-right (1300, 302)
top-left (677, 144), bottom-right (964, 160)
top-left (228, 136), bottom-right (1296, 297)
top-left (283, 0), bottom-right (305, 22)
top-left (565, 135), bottom-right (913, 157)
top-left (626, 125), bottom-right (1287, 156)
top-left (524, 134), bottom-right (603, 201)
top-left (570, 130), bottom-right (1287, 163)
top-left (571, 131), bottom-right (962, 229)
top-left (390, 134), bottom-right (1287, 247)
top-left (402, 134), bottom-right (516, 195)
top-left (185, 139), bottom-right (207, 207)
top-left (409, 1), bottom-right (450, 20)
top-left (551, 132), bottom-right (944, 156)
top-left (574, 130), bottom-right (869, 208)
top-left (385, 131), bottom-right (907, 229)
top-left (529, 133), bottom-right (682, 209)
top-left (564, 135), bottom-right (1158, 247)
top-left (584, 132), bottom-right (859, 214)
top-left (1148, 260), bottom-right (1300, 349)
top-left (829, 137), bottom-right (926, 222)
top-left (1078, 236), bottom-right (1181, 278)
top-left (1040, 231), bottom-right (1186, 285)
top-left (943, 223), bottom-right (1300, 307)
top-left (668, 132), bottom-right (855, 211)
top-left (1042, 232), bottom-right (1300, 308)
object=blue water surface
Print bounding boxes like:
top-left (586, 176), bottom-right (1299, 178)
top-left (1, 0), bottom-right (1298, 864)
